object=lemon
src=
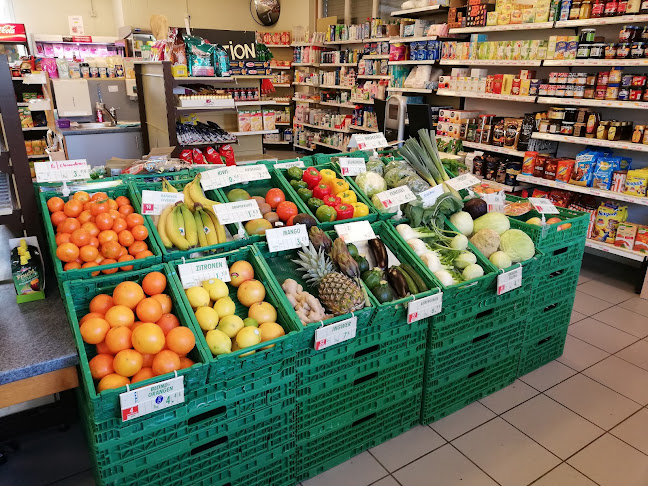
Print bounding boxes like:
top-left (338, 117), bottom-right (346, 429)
top-left (202, 279), bottom-right (229, 301)
top-left (232, 340), bottom-right (255, 357)
top-left (195, 306), bottom-right (219, 331)
top-left (243, 317), bottom-right (258, 328)
top-left (235, 326), bottom-right (261, 348)
top-left (217, 315), bottom-right (244, 338)
top-left (185, 286), bottom-right (210, 308)
top-left (205, 329), bottom-right (232, 355)
top-left (214, 297), bottom-right (236, 318)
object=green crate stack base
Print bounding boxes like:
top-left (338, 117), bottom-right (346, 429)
top-left (518, 327), bottom-right (569, 377)
top-left (536, 239), bottom-right (586, 276)
top-left (297, 394), bottom-right (421, 483)
top-left (532, 260), bottom-right (582, 308)
top-left (38, 181), bottom-right (162, 284)
top-left (523, 293), bottom-right (575, 346)
top-left (421, 351), bottom-right (520, 424)
top-left (62, 263), bottom-right (209, 424)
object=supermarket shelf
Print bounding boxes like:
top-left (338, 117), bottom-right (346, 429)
top-left (275, 122), bottom-right (291, 126)
top-left (293, 82), bottom-right (317, 86)
top-left (271, 65), bottom-right (292, 70)
top-left (350, 98), bottom-right (375, 104)
top-left (319, 101), bottom-right (357, 108)
top-left (176, 103), bottom-right (236, 111)
top-left (291, 42), bottom-right (327, 47)
top-left (440, 59), bottom-right (542, 66)
top-left (391, 5), bottom-right (447, 17)
top-left (17, 99), bottom-right (51, 111)
top-left (325, 38), bottom-right (390, 45)
top-left (294, 143), bottom-right (315, 151)
top-left (389, 59), bottom-right (438, 65)
top-left (585, 239), bottom-right (646, 262)
top-left (389, 36), bottom-right (438, 43)
top-left (531, 132), bottom-right (648, 152)
top-left (315, 141), bottom-right (344, 150)
top-left (351, 125), bottom-right (379, 132)
top-left (173, 75), bottom-right (270, 82)
top-left (293, 98), bottom-right (318, 103)
top-left (543, 59), bottom-right (648, 66)
top-left (296, 122), bottom-right (351, 133)
top-left (22, 127), bottom-right (49, 131)
top-left (473, 174), bottom-right (530, 191)
top-left (449, 21), bottom-right (554, 34)
top-left (437, 90), bottom-right (536, 102)
top-left (463, 141), bottom-right (527, 157)
top-left (362, 55), bottom-right (390, 60)
top-left (235, 100), bottom-right (283, 106)
top-left (320, 84), bottom-right (354, 90)
top-left (230, 130), bottom-right (279, 136)
top-left (517, 174), bottom-right (648, 205)
top-left (263, 139), bottom-right (290, 144)
top-left (27, 154), bottom-right (48, 159)
top-left (387, 87), bottom-right (434, 93)
top-left (537, 97), bottom-right (648, 110)
top-left (555, 14), bottom-right (648, 27)
top-left (320, 62), bottom-right (358, 67)
top-left (293, 62), bottom-right (320, 67)
top-left (357, 74), bottom-right (391, 79)
top-left (273, 83), bottom-right (292, 88)
top-left (266, 44), bottom-right (292, 48)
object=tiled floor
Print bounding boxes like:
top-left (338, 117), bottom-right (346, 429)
top-left (1, 254), bottom-right (648, 486)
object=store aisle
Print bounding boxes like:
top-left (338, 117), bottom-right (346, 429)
top-left (1, 254), bottom-right (647, 486)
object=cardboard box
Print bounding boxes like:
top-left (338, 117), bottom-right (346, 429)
top-left (615, 223), bottom-right (638, 250)
top-left (634, 226), bottom-right (648, 252)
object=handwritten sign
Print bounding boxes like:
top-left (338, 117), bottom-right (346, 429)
top-left (178, 257), bottom-right (231, 288)
top-left (314, 316), bottom-right (357, 350)
top-left (34, 159), bottom-right (90, 183)
top-left (446, 173), bottom-right (481, 191)
top-left (335, 220), bottom-right (376, 243)
top-left (120, 376), bottom-right (184, 422)
top-left (529, 197), bottom-right (559, 214)
top-left (211, 200), bottom-right (262, 225)
top-left (339, 157), bottom-right (366, 176)
top-left (140, 190), bottom-right (185, 215)
top-left (407, 292), bottom-right (443, 323)
top-left (419, 185), bottom-right (445, 208)
top-left (265, 224), bottom-right (309, 252)
top-left (354, 132), bottom-right (388, 150)
top-left (375, 186), bottom-right (416, 209)
top-left (497, 266), bottom-right (523, 295)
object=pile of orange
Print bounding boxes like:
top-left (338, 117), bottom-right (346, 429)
top-left (46, 191), bottom-right (152, 274)
top-left (79, 271), bottom-right (197, 392)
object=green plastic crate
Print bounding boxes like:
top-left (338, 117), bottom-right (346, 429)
top-left (312, 150), bottom-right (370, 165)
top-left (63, 263), bottom-right (209, 424)
top-left (119, 169), bottom-right (196, 182)
top-left (518, 327), bottom-right (568, 377)
top-left (167, 247), bottom-right (302, 384)
top-left (524, 293), bottom-right (574, 345)
top-left (421, 351), bottom-right (519, 424)
top-left (37, 181), bottom-right (162, 282)
top-left (537, 239), bottom-right (585, 275)
top-left (532, 260), bottom-right (581, 307)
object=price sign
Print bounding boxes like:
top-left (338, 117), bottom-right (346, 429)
top-left (178, 257), bottom-right (231, 288)
top-left (528, 197), bottom-right (560, 214)
top-left (211, 200), bottom-right (262, 225)
top-left (419, 185), bottom-right (445, 208)
top-left (34, 159), bottom-right (90, 183)
top-left (274, 160), bottom-right (305, 169)
top-left (335, 220), bottom-right (376, 243)
top-left (339, 157), bottom-right (366, 176)
top-left (238, 164), bottom-right (271, 182)
top-left (140, 190), bottom-right (185, 215)
top-left (481, 192), bottom-right (505, 213)
top-left (497, 266), bottom-right (522, 295)
top-left (375, 186), bottom-right (416, 209)
top-left (446, 173), bottom-right (481, 191)
top-left (200, 166), bottom-right (240, 190)
top-left (355, 132), bottom-right (388, 150)
top-left (120, 376), bottom-right (184, 422)
top-left (314, 316), bottom-right (357, 350)
top-left (266, 224), bottom-right (309, 252)
top-left (407, 292), bottom-right (443, 323)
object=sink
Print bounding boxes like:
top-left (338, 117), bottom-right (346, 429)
top-left (75, 122), bottom-right (115, 129)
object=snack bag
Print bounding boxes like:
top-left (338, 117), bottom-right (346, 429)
top-left (593, 201), bottom-right (628, 243)
top-left (192, 148), bottom-right (206, 164)
top-left (624, 169), bottom-right (648, 197)
top-left (592, 156), bottom-right (621, 190)
top-left (219, 145), bottom-right (236, 166)
top-left (183, 35), bottom-right (215, 77)
top-left (570, 151), bottom-right (598, 187)
top-left (169, 28), bottom-right (188, 77)
top-left (555, 158), bottom-right (575, 183)
top-left (522, 151), bottom-right (537, 175)
top-left (213, 44), bottom-right (231, 77)
top-left (179, 149), bottom-right (193, 163)
top-left (204, 146), bottom-right (224, 164)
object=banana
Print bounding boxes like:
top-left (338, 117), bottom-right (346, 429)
top-left (199, 208), bottom-right (219, 246)
top-left (183, 180), bottom-right (195, 211)
top-left (162, 179), bottom-right (169, 192)
top-left (157, 205), bottom-right (174, 248)
top-left (164, 179), bottom-right (178, 193)
top-left (167, 205), bottom-right (190, 251)
top-left (180, 203), bottom-right (198, 247)
top-left (189, 174), bottom-right (220, 210)
top-left (194, 209), bottom-right (208, 248)
top-left (206, 208), bottom-right (227, 244)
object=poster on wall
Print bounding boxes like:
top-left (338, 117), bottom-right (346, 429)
top-left (181, 29), bottom-right (259, 62)
top-left (68, 15), bottom-right (84, 36)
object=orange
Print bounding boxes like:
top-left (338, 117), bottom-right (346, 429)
top-left (142, 272), bottom-right (167, 296)
top-left (119, 205), bottom-right (135, 216)
top-left (70, 229), bottom-right (91, 247)
top-left (80, 317), bottom-right (110, 344)
top-left (107, 199), bottom-right (118, 211)
top-left (81, 222), bottom-right (100, 237)
top-left (152, 350), bottom-right (180, 376)
top-left (131, 367), bottom-right (155, 383)
top-left (73, 191), bottom-right (90, 203)
top-left (50, 211), bottom-right (67, 227)
top-left (95, 212), bottom-right (113, 231)
top-left (179, 356), bottom-right (195, 369)
top-left (79, 245), bottom-right (99, 263)
top-left (91, 192), bottom-right (108, 202)
top-left (63, 199), bottom-right (83, 218)
top-left (118, 254), bottom-right (135, 271)
top-left (131, 323), bottom-right (165, 354)
top-left (89, 354), bottom-right (115, 380)
top-left (47, 197), bottom-right (65, 213)
top-left (90, 200), bottom-right (110, 217)
top-left (141, 353), bottom-right (155, 367)
top-left (56, 243), bottom-right (80, 263)
top-left (80, 312), bottom-right (104, 324)
top-left (118, 246), bottom-right (128, 258)
top-left (152, 294), bottom-right (172, 314)
top-left (101, 240), bottom-right (122, 260)
top-left (131, 225), bottom-right (148, 241)
top-left (98, 230), bottom-right (118, 245)
top-left (112, 218), bottom-right (128, 233)
top-left (115, 196), bottom-right (130, 207)
top-left (109, 209), bottom-right (121, 220)
top-left (58, 218), bottom-right (81, 234)
top-left (83, 202), bottom-right (93, 211)
top-left (55, 233), bottom-right (72, 246)
top-left (77, 210), bottom-right (93, 224)
top-left (135, 250), bottom-right (153, 259)
top-left (125, 213), bottom-right (144, 229)
top-left (64, 261), bottom-right (81, 271)
top-left (90, 294), bottom-right (113, 314)
top-left (95, 254), bottom-right (105, 264)
top-left (136, 298), bottom-right (163, 323)
top-left (89, 237), bottom-right (100, 248)
top-left (113, 349), bottom-right (143, 377)
top-left (118, 230), bottom-right (134, 247)
top-left (131, 321), bottom-right (146, 331)
top-left (113, 281), bottom-right (145, 309)
top-left (96, 341), bottom-right (112, 355)
top-left (105, 305), bottom-right (135, 328)
top-left (101, 259), bottom-right (118, 274)
top-left (128, 241), bottom-right (148, 256)
top-left (104, 326), bottom-right (133, 353)
top-left (166, 327), bottom-right (195, 356)
top-left (97, 373), bottom-right (130, 392)
top-left (82, 262), bottom-right (101, 277)
top-left (156, 313), bottom-right (180, 335)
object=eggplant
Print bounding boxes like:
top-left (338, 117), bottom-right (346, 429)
top-left (293, 213), bottom-right (318, 230)
top-left (368, 238), bottom-right (388, 271)
top-left (387, 266), bottom-right (409, 298)
top-left (464, 198), bottom-right (488, 220)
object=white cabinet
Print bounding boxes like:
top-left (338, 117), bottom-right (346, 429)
top-left (52, 79), bottom-right (93, 116)
top-left (64, 130), bottom-right (143, 166)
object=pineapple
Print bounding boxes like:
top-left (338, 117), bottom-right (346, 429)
top-left (292, 243), bottom-right (366, 316)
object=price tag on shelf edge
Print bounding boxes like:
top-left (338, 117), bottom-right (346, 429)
top-left (34, 159), bottom-right (90, 183)
top-left (419, 185), bottom-right (445, 208)
top-left (497, 266), bottom-right (523, 296)
top-left (314, 316), bottom-right (357, 350)
top-left (407, 292), bottom-right (443, 323)
top-left (528, 197), bottom-right (560, 215)
top-left (265, 224), bottom-right (309, 252)
top-left (339, 157), bottom-right (367, 176)
top-left (200, 166), bottom-right (240, 190)
top-left (481, 191), bottom-right (505, 213)
top-left (354, 132), bottom-right (388, 151)
top-left (120, 375), bottom-right (184, 422)
top-left (211, 200), bottom-right (262, 225)
top-left (445, 173), bottom-right (481, 192)
top-left (178, 257), bottom-right (231, 288)
top-left (274, 160), bottom-right (305, 169)
top-left (140, 190), bottom-right (185, 215)
top-left (375, 186), bottom-right (416, 209)
top-left (334, 220), bottom-right (376, 243)
top-left (237, 164), bottom-right (271, 183)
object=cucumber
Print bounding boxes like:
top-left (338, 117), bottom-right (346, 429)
top-left (400, 263), bottom-right (428, 292)
top-left (395, 266), bottom-right (418, 295)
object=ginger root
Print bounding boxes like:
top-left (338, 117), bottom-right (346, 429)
top-left (282, 278), bottom-right (326, 325)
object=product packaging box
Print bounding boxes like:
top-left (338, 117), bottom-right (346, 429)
top-left (633, 226), bottom-right (648, 252)
top-left (615, 223), bottom-right (638, 250)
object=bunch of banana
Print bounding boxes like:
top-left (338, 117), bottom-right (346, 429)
top-left (153, 179), bottom-right (178, 227)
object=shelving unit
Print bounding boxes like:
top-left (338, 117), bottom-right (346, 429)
top-left (391, 5), bottom-right (447, 17)
top-left (389, 60), bottom-right (437, 65)
top-left (437, 90), bottom-right (536, 103)
top-left (537, 97), bottom-right (648, 110)
top-left (531, 132), bottom-right (648, 152)
top-left (585, 239), bottom-right (647, 262)
top-left (462, 141), bottom-right (527, 157)
top-left (439, 59), bottom-right (542, 66)
top-left (296, 122), bottom-right (351, 133)
top-left (386, 87), bottom-right (434, 93)
top-left (315, 141), bottom-right (344, 150)
top-left (449, 21), bottom-right (554, 34)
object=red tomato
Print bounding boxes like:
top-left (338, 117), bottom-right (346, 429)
top-left (276, 201), bottom-right (298, 222)
top-left (265, 188), bottom-right (285, 209)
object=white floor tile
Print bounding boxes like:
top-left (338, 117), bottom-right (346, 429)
top-left (302, 452), bottom-right (388, 486)
top-left (619, 297), bottom-right (648, 318)
top-left (571, 310), bottom-right (587, 325)
top-left (370, 476), bottom-right (400, 486)
top-left (568, 434), bottom-right (648, 486)
top-left (583, 355), bottom-right (648, 405)
top-left (568, 318), bottom-right (638, 353)
top-left (578, 274), bottom-right (592, 285)
top-left (572, 291), bottom-right (616, 316)
top-left (430, 401), bottom-right (496, 442)
top-left (369, 426), bottom-right (445, 472)
top-left (557, 335), bottom-right (610, 371)
top-left (479, 380), bottom-right (539, 414)
top-left (519, 360), bottom-right (576, 391)
top-left (611, 408), bottom-right (648, 455)
top-left (616, 339), bottom-right (648, 371)
top-left (394, 444), bottom-right (498, 486)
top-left (453, 418), bottom-right (560, 486)
top-left (531, 463), bottom-right (598, 486)
top-left (545, 374), bottom-right (642, 430)
top-left (502, 394), bottom-right (604, 460)
top-left (577, 280), bottom-right (637, 304)
top-left (591, 306), bottom-right (648, 338)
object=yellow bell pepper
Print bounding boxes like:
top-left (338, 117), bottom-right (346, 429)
top-left (338, 190), bottom-right (357, 205)
top-left (331, 178), bottom-right (350, 195)
top-left (352, 202), bottom-right (369, 218)
top-left (319, 169), bottom-right (337, 188)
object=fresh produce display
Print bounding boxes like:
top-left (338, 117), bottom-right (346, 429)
top-left (79, 271), bottom-right (197, 392)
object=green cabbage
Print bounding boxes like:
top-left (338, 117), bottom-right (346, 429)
top-left (499, 229), bottom-right (535, 263)
top-left (355, 171), bottom-right (387, 198)
top-left (489, 251), bottom-right (512, 269)
top-left (366, 158), bottom-right (385, 175)
top-left (396, 175), bottom-right (430, 194)
top-left (385, 160), bottom-right (409, 173)
top-left (384, 167), bottom-right (416, 188)
top-left (472, 212), bottom-right (510, 235)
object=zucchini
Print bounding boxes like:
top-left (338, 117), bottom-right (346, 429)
top-left (394, 266), bottom-right (418, 295)
top-left (400, 263), bottom-right (428, 292)
top-left (354, 255), bottom-right (370, 274)
top-left (362, 268), bottom-right (383, 290)
top-left (372, 280), bottom-right (395, 303)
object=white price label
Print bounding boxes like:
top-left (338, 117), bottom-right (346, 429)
top-left (120, 376), bottom-right (184, 422)
top-left (355, 132), bottom-right (388, 150)
top-left (200, 166), bottom-right (240, 190)
top-left (446, 173), bottom-right (481, 191)
top-left (238, 164), bottom-right (271, 182)
top-left (265, 224), bottom-right (309, 252)
top-left (314, 316), bottom-right (357, 350)
top-left (339, 157), bottom-right (366, 176)
top-left (335, 220), bottom-right (376, 243)
top-left (528, 197), bottom-right (560, 214)
top-left (497, 266), bottom-right (522, 295)
top-left (211, 200), bottom-right (262, 225)
top-left (407, 292), bottom-right (443, 323)
top-left (34, 159), bottom-right (90, 183)
top-left (140, 190), bottom-right (185, 215)
top-left (178, 257), bottom-right (231, 288)
top-left (274, 160), bottom-right (305, 169)
top-left (375, 186), bottom-right (416, 209)
top-left (481, 192), bottom-right (505, 213)
top-left (419, 185), bottom-right (445, 208)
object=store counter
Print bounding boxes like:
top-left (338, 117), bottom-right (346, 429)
top-left (60, 123), bottom-right (144, 167)
top-left (0, 283), bottom-right (78, 407)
